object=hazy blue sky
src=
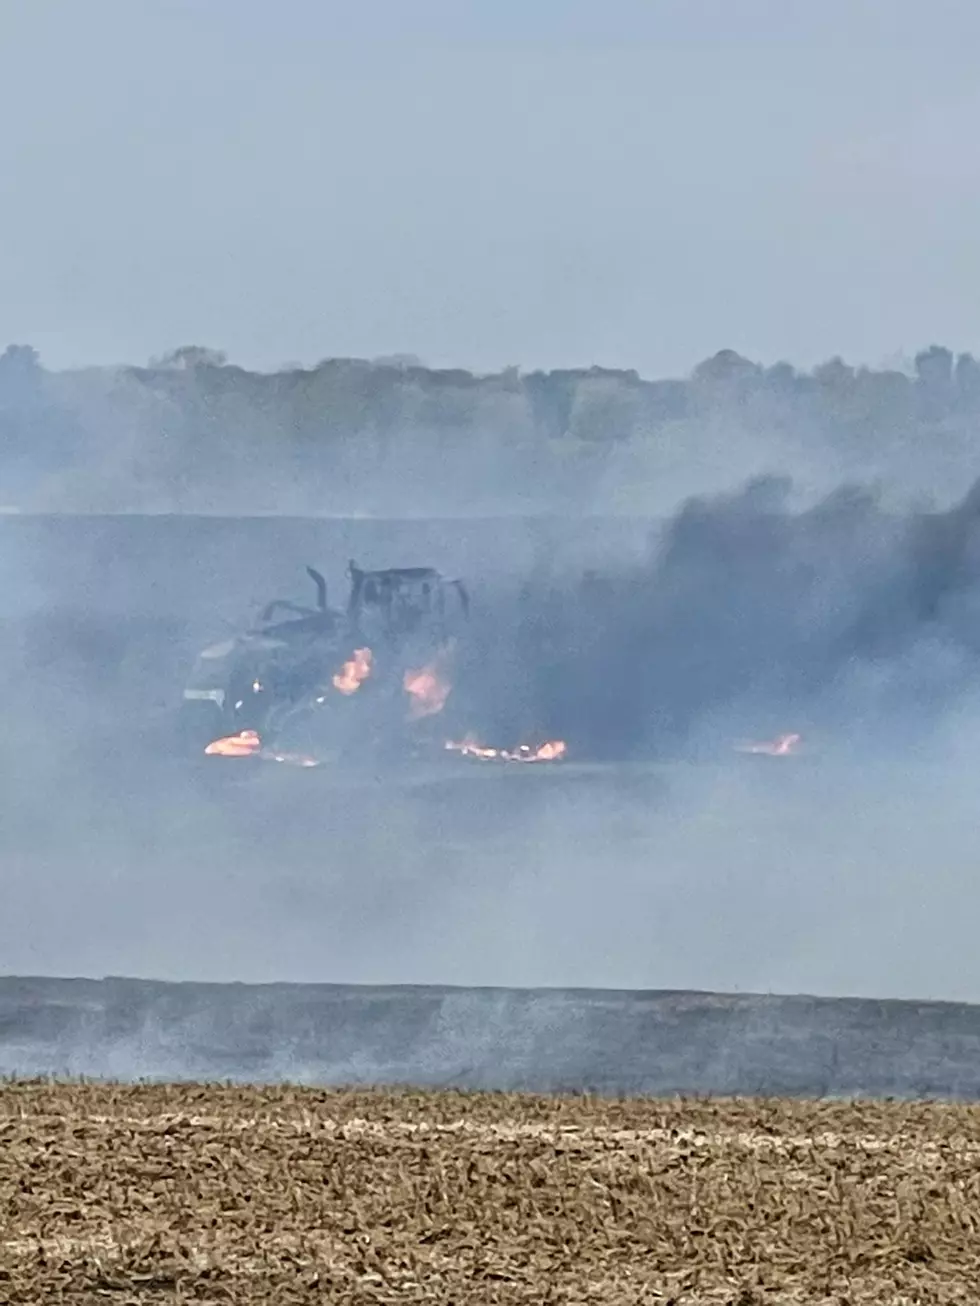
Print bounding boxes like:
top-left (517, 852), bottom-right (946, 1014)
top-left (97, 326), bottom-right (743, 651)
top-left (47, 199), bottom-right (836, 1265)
top-left (3, 0), bottom-right (980, 375)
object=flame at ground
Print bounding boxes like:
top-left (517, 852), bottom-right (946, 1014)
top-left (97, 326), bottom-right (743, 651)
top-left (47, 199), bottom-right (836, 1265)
top-left (204, 729), bottom-right (262, 757)
top-left (734, 732), bottom-right (802, 756)
top-left (403, 654), bottom-right (453, 720)
top-left (332, 647), bottom-right (373, 696)
top-left (204, 729), bottom-right (318, 767)
top-left (445, 736), bottom-right (567, 763)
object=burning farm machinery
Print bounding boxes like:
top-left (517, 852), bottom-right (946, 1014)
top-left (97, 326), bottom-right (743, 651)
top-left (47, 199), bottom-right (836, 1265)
top-left (179, 557), bottom-right (802, 773)
top-left (179, 560), bottom-right (471, 763)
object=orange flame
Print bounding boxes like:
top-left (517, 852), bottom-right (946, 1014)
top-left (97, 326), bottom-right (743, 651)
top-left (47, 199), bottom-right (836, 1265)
top-left (204, 729), bottom-right (262, 757)
top-left (403, 661), bottom-right (452, 720)
top-left (528, 740), bottom-right (567, 761)
top-left (332, 647), bottom-right (373, 695)
top-left (203, 729), bottom-right (319, 766)
top-left (444, 736), bottom-right (567, 763)
top-left (734, 732), bottom-right (801, 756)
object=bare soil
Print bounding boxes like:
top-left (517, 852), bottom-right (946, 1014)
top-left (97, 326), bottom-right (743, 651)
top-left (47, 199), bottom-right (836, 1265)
top-left (1, 1081), bottom-right (978, 1303)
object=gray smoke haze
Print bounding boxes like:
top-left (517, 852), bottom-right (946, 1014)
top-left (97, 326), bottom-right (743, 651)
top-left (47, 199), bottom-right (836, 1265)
top-left (6, 345), bottom-right (980, 518)
top-left (9, 3), bottom-right (980, 1089)
top-left (5, 468), bottom-right (980, 1007)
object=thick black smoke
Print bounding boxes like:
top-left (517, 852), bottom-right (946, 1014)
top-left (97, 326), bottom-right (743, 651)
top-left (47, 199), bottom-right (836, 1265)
top-left (452, 475), bottom-right (980, 757)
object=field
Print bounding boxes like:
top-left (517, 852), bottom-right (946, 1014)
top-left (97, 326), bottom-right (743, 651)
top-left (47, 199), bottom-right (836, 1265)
top-left (0, 1084), bottom-right (978, 1303)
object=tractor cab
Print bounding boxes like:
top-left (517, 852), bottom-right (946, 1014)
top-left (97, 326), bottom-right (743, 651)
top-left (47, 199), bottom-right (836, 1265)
top-left (346, 561), bottom-right (469, 645)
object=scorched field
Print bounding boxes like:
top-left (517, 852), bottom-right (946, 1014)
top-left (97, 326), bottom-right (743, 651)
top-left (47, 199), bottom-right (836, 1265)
top-left (1, 1081), bottom-right (977, 1304)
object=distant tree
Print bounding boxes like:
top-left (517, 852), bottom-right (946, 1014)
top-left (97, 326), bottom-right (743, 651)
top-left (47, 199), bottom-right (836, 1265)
top-left (568, 377), bottom-right (641, 443)
top-left (812, 356), bottom-right (854, 389)
top-left (0, 344), bottom-right (78, 500)
top-left (0, 343), bottom-right (41, 378)
top-left (0, 344), bottom-right (43, 412)
top-left (914, 345), bottom-right (954, 390)
top-left (692, 349), bottom-right (760, 386)
top-left (7, 340), bottom-right (980, 513)
top-left (764, 361), bottom-right (798, 392)
top-left (523, 371), bottom-right (578, 439)
top-left (372, 353), bottom-right (424, 370)
top-left (954, 352), bottom-right (980, 406)
top-left (496, 365), bottom-right (522, 392)
top-left (150, 345), bottom-right (228, 370)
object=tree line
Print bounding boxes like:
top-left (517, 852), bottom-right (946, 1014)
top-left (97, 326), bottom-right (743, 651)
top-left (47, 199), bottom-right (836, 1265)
top-left (1, 342), bottom-right (978, 513)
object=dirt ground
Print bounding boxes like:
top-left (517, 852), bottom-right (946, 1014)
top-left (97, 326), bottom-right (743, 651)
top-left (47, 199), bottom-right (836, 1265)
top-left (1, 1082), bottom-right (978, 1303)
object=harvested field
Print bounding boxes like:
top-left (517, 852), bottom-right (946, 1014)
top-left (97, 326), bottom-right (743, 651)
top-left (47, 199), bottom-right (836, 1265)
top-left (1, 1082), bottom-right (978, 1303)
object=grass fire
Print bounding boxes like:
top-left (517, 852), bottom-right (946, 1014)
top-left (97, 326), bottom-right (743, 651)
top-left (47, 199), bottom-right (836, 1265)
top-left (444, 736), bottom-right (568, 763)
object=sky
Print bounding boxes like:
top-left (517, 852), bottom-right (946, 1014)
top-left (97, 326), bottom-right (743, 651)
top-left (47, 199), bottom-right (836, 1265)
top-left (2, 0), bottom-right (980, 376)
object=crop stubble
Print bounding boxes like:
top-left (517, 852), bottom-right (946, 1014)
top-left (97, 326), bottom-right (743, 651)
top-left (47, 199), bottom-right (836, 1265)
top-left (0, 1082), bottom-right (978, 1303)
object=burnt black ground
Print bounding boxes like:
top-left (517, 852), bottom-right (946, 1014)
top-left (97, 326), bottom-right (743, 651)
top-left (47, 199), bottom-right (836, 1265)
top-left (1, 975), bottom-right (980, 1099)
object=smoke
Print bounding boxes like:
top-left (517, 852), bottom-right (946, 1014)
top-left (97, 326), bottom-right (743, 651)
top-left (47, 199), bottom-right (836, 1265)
top-left (450, 474), bottom-right (980, 760)
top-left (6, 348), bottom-right (980, 519)
top-left (5, 468), bottom-right (980, 1016)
